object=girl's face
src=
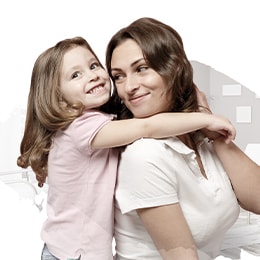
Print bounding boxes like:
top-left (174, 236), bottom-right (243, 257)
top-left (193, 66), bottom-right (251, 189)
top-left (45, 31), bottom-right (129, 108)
top-left (60, 46), bottom-right (111, 109)
top-left (110, 39), bottom-right (170, 118)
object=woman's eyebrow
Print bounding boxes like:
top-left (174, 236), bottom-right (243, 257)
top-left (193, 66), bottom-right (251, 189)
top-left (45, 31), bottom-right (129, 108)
top-left (111, 58), bottom-right (145, 72)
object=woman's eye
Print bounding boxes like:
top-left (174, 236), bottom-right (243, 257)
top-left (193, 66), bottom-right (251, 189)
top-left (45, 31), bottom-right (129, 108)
top-left (137, 65), bottom-right (148, 73)
top-left (112, 74), bottom-right (123, 81)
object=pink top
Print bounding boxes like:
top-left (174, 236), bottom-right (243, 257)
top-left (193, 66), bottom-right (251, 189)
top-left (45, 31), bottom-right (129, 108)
top-left (41, 110), bottom-right (119, 260)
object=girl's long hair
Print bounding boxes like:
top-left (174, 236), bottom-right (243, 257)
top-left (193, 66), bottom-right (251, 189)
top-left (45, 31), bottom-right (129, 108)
top-left (17, 37), bottom-right (111, 187)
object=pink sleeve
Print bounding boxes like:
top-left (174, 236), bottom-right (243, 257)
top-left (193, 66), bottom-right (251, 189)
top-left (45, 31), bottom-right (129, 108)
top-left (69, 110), bottom-right (114, 154)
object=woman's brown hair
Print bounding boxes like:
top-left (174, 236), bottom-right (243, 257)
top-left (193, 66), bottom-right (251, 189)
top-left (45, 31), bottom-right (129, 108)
top-left (106, 17), bottom-right (199, 120)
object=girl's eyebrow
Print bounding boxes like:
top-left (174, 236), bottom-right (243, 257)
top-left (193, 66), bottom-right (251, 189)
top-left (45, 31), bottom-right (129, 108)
top-left (111, 58), bottom-right (145, 72)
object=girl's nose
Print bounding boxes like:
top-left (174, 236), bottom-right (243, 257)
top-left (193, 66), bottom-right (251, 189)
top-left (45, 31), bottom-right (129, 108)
top-left (87, 70), bottom-right (99, 82)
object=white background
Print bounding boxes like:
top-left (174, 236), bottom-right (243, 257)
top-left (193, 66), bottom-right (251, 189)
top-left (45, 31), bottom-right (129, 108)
top-left (0, 0), bottom-right (260, 122)
top-left (0, 0), bottom-right (259, 259)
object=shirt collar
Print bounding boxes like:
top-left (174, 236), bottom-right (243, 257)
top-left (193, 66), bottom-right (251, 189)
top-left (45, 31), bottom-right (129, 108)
top-left (163, 135), bottom-right (206, 156)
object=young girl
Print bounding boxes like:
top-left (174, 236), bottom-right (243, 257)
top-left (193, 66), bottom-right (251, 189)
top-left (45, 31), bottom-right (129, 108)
top-left (17, 36), bottom-right (235, 260)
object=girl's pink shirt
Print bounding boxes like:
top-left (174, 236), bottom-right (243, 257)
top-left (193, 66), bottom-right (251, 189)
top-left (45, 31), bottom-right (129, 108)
top-left (41, 110), bottom-right (119, 260)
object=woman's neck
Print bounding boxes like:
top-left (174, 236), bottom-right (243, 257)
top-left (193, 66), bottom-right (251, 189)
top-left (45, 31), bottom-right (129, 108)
top-left (178, 133), bottom-right (197, 151)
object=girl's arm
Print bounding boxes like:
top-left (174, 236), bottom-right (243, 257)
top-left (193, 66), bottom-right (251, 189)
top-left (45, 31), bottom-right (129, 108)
top-left (137, 204), bottom-right (199, 260)
top-left (91, 112), bottom-right (236, 149)
top-left (212, 138), bottom-right (260, 214)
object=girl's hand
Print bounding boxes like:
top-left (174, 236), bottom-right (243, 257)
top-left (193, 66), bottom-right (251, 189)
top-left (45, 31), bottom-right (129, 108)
top-left (204, 114), bottom-right (236, 144)
top-left (195, 86), bottom-right (236, 143)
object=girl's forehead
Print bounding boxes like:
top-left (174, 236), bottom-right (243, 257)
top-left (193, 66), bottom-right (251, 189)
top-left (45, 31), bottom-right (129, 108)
top-left (62, 47), bottom-right (95, 66)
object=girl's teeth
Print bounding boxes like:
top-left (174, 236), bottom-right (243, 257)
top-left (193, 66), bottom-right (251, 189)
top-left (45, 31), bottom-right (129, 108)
top-left (89, 86), bottom-right (103, 94)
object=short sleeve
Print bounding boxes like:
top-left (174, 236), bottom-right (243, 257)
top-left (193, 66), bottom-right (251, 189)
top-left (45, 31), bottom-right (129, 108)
top-left (116, 138), bottom-right (179, 214)
top-left (69, 110), bottom-right (114, 154)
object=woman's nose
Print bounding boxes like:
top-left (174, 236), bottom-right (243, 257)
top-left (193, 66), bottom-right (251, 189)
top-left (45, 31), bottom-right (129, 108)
top-left (125, 75), bottom-right (139, 93)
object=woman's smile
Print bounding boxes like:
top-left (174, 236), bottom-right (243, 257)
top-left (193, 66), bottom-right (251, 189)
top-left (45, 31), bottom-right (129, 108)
top-left (111, 39), bottom-right (170, 118)
top-left (128, 92), bottom-right (150, 104)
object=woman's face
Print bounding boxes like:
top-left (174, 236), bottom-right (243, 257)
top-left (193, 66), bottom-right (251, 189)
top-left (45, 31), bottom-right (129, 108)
top-left (110, 39), bottom-right (170, 118)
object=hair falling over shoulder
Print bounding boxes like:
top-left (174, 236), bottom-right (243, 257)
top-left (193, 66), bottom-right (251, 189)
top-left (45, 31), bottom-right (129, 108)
top-left (17, 37), bottom-right (95, 187)
top-left (17, 108), bottom-right (52, 187)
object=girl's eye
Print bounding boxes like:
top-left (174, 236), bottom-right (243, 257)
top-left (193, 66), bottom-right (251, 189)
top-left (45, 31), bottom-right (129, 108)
top-left (71, 71), bottom-right (80, 79)
top-left (90, 62), bottom-right (100, 70)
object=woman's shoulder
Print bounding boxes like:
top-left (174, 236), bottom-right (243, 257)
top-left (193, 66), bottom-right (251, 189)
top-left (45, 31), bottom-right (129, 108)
top-left (126, 137), bottom-right (169, 150)
top-left (121, 137), bottom-right (199, 168)
top-left (121, 137), bottom-right (174, 162)
top-left (124, 137), bottom-right (189, 155)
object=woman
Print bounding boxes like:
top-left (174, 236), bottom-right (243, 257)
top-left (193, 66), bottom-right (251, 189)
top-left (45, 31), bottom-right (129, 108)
top-left (106, 17), bottom-right (260, 259)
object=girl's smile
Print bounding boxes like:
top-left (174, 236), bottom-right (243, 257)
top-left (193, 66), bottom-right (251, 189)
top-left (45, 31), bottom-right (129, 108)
top-left (60, 46), bottom-right (111, 109)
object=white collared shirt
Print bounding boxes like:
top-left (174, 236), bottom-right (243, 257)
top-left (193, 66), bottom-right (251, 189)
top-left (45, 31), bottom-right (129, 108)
top-left (115, 137), bottom-right (240, 260)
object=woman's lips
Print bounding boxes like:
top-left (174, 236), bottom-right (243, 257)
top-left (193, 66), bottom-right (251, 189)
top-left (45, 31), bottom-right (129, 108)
top-left (129, 93), bottom-right (149, 104)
